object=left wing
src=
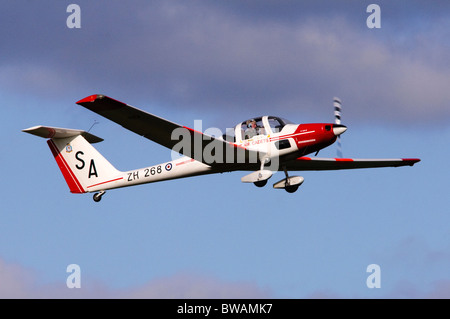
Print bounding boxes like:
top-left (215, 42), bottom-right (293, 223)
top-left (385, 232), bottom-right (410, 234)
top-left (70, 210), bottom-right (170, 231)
top-left (76, 94), bottom-right (261, 168)
top-left (284, 157), bottom-right (420, 171)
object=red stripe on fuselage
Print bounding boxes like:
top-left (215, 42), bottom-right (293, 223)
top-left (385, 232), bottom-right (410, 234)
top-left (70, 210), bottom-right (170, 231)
top-left (176, 158), bottom-right (195, 166)
top-left (87, 177), bottom-right (123, 189)
top-left (269, 130), bottom-right (315, 142)
top-left (47, 140), bottom-right (85, 194)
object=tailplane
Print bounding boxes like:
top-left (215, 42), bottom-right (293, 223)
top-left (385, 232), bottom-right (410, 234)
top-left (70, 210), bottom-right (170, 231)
top-left (23, 126), bottom-right (122, 195)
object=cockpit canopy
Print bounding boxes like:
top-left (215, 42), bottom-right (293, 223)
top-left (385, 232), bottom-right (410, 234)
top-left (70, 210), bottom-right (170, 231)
top-left (222, 116), bottom-right (293, 142)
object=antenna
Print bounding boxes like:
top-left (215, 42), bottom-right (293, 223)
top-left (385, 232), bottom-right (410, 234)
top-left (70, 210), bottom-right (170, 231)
top-left (87, 120), bottom-right (99, 133)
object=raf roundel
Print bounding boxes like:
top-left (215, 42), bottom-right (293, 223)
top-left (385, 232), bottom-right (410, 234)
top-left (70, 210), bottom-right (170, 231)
top-left (165, 163), bottom-right (172, 171)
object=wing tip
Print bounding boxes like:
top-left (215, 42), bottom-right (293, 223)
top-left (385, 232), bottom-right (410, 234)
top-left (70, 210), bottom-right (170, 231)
top-left (76, 94), bottom-right (127, 111)
top-left (76, 94), bottom-right (97, 104)
top-left (402, 158), bottom-right (421, 166)
top-left (76, 94), bottom-right (105, 105)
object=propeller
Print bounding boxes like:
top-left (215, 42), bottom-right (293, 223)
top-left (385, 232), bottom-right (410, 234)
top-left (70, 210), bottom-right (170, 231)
top-left (333, 97), bottom-right (343, 158)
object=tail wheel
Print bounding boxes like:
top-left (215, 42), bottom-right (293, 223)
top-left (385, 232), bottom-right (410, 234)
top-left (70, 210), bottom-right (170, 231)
top-left (93, 191), bottom-right (105, 202)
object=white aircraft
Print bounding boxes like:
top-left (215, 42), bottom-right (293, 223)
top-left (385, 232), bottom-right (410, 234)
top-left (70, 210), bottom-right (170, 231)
top-left (23, 95), bottom-right (420, 202)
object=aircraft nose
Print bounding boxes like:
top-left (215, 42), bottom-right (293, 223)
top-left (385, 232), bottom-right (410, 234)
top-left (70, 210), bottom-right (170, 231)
top-left (333, 124), bottom-right (347, 136)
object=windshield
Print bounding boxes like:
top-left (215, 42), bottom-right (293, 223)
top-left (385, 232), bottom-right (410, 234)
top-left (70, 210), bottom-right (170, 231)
top-left (267, 116), bottom-right (292, 133)
top-left (236, 116), bottom-right (294, 141)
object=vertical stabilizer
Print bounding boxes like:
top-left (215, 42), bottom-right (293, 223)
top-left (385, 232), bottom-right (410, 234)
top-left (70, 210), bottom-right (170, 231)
top-left (47, 135), bottom-right (121, 193)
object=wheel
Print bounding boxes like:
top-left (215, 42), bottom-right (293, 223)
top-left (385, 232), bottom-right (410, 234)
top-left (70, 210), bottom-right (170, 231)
top-left (254, 180), bottom-right (268, 188)
top-left (285, 185), bottom-right (299, 193)
top-left (93, 193), bottom-right (102, 202)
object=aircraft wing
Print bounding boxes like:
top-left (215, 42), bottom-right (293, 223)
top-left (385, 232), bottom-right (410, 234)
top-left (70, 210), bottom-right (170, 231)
top-left (76, 94), bottom-right (260, 168)
top-left (285, 157), bottom-right (420, 171)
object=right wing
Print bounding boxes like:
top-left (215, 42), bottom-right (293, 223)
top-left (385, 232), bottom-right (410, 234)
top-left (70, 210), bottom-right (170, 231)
top-left (284, 157), bottom-right (420, 171)
top-left (76, 94), bottom-right (260, 168)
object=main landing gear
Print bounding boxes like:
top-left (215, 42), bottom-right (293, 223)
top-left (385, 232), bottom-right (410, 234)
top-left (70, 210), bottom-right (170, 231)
top-left (242, 163), bottom-right (304, 193)
top-left (93, 190), bottom-right (106, 202)
top-left (272, 167), bottom-right (304, 193)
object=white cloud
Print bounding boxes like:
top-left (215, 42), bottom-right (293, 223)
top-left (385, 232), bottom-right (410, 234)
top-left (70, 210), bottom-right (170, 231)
top-left (1, 1), bottom-right (449, 124)
top-left (121, 273), bottom-right (272, 299)
top-left (3, 255), bottom-right (448, 299)
top-left (0, 258), bottom-right (271, 298)
top-left (0, 259), bottom-right (34, 298)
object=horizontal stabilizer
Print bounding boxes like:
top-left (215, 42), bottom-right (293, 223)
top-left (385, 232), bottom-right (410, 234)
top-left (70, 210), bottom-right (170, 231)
top-left (22, 125), bottom-right (103, 143)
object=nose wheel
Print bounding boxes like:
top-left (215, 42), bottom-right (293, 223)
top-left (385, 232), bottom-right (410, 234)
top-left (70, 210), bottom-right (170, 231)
top-left (93, 191), bottom-right (106, 202)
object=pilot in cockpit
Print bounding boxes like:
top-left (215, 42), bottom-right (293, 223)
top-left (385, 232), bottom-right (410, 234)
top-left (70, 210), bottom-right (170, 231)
top-left (245, 119), bottom-right (257, 139)
top-left (245, 119), bottom-right (265, 139)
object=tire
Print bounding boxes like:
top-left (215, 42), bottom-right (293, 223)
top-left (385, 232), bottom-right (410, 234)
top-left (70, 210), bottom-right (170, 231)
top-left (254, 180), bottom-right (268, 187)
top-left (285, 185), bottom-right (299, 193)
top-left (93, 193), bottom-right (102, 202)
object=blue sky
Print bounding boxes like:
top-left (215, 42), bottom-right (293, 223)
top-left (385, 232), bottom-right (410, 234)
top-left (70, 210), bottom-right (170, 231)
top-left (1, 1), bottom-right (449, 298)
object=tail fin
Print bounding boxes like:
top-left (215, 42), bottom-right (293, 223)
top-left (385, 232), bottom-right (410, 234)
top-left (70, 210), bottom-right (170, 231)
top-left (23, 126), bottom-right (121, 193)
